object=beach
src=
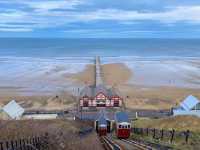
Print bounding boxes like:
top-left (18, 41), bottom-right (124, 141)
top-left (0, 57), bottom-right (200, 111)
top-left (103, 60), bottom-right (200, 110)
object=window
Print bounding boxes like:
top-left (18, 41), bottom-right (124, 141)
top-left (114, 100), bottom-right (119, 107)
top-left (83, 101), bottom-right (88, 107)
top-left (128, 125), bottom-right (130, 128)
top-left (192, 103), bottom-right (200, 110)
top-left (119, 125), bottom-right (122, 128)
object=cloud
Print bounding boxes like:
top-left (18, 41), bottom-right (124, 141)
top-left (63, 28), bottom-right (178, 35)
top-left (1, 0), bottom-right (200, 33)
top-left (75, 6), bottom-right (200, 23)
top-left (0, 28), bottom-right (32, 32)
top-left (24, 0), bottom-right (83, 11)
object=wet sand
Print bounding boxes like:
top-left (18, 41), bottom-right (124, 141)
top-left (69, 64), bottom-right (95, 85)
top-left (71, 62), bottom-right (200, 110)
top-left (102, 63), bottom-right (132, 86)
top-left (70, 63), bottom-right (132, 86)
top-left (0, 60), bottom-right (200, 111)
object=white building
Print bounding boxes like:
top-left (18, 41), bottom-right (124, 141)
top-left (172, 95), bottom-right (200, 117)
top-left (79, 85), bottom-right (123, 108)
top-left (2, 100), bottom-right (24, 119)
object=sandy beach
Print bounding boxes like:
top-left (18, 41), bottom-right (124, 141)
top-left (77, 61), bottom-right (197, 110)
top-left (72, 60), bottom-right (200, 110)
top-left (0, 57), bottom-right (200, 111)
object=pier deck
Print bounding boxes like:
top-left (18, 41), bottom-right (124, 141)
top-left (95, 56), bottom-right (104, 87)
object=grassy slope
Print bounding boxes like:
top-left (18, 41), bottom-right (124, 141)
top-left (121, 85), bottom-right (200, 110)
top-left (133, 116), bottom-right (200, 150)
top-left (0, 119), bottom-right (103, 150)
top-left (134, 116), bottom-right (200, 132)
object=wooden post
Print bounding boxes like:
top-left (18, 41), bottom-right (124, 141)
top-left (136, 128), bottom-right (139, 134)
top-left (29, 138), bottom-right (33, 150)
top-left (170, 129), bottom-right (175, 143)
top-left (160, 129), bottom-right (164, 140)
top-left (44, 133), bottom-right (49, 150)
top-left (26, 139), bottom-right (30, 150)
top-left (23, 139), bottom-right (26, 150)
top-left (134, 128), bottom-right (136, 133)
top-left (33, 137), bottom-right (36, 147)
top-left (141, 128), bottom-right (143, 135)
top-left (15, 140), bottom-right (18, 149)
top-left (146, 128), bottom-right (149, 136)
top-left (19, 139), bottom-right (22, 150)
top-left (153, 128), bottom-right (156, 139)
top-left (37, 137), bottom-right (41, 150)
top-left (29, 138), bottom-right (32, 150)
top-left (185, 130), bottom-right (190, 144)
top-left (6, 141), bottom-right (9, 150)
top-left (20, 139), bottom-right (23, 150)
top-left (0, 142), bottom-right (3, 150)
top-left (11, 141), bottom-right (14, 149)
top-left (80, 105), bottom-right (82, 120)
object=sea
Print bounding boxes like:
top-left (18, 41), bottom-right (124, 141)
top-left (0, 38), bottom-right (200, 93)
top-left (0, 38), bottom-right (200, 58)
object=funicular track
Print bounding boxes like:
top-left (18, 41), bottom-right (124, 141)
top-left (100, 136), bottom-right (123, 150)
top-left (120, 139), bottom-right (154, 150)
top-left (100, 136), bottom-right (156, 150)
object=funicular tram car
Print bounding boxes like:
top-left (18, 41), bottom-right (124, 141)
top-left (95, 115), bottom-right (112, 136)
top-left (115, 112), bottom-right (131, 139)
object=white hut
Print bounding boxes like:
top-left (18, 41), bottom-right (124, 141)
top-left (2, 100), bottom-right (24, 119)
top-left (173, 95), bottom-right (200, 117)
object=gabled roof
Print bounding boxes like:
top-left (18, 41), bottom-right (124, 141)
top-left (180, 95), bottom-right (200, 111)
top-left (96, 109), bottom-right (110, 124)
top-left (94, 84), bottom-right (108, 97)
top-left (80, 84), bottom-right (120, 98)
top-left (97, 115), bottom-right (107, 125)
top-left (115, 112), bottom-right (129, 123)
top-left (80, 86), bottom-right (94, 97)
top-left (3, 100), bottom-right (24, 119)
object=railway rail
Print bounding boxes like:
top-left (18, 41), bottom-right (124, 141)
top-left (100, 136), bottom-right (122, 150)
top-left (121, 139), bottom-right (153, 150)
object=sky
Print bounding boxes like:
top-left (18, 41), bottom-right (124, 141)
top-left (1, 0), bottom-right (200, 38)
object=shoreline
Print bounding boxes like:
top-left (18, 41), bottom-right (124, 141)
top-left (0, 58), bottom-right (200, 110)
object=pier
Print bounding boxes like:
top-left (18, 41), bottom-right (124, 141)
top-left (95, 56), bottom-right (103, 86)
top-left (79, 56), bottom-right (123, 109)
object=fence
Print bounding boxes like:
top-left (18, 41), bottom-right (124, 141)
top-left (132, 128), bottom-right (190, 144)
top-left (0, 133), bottom-right (49, 150)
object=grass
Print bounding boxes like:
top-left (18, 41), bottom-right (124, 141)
top-left (132, 116), bottom-right (200, 150)
top-left (120, 85), bottom-right (200, 110)
top-left (133, 116), bottom-right (200, 132)
top-left (0, 119), bottom-right (103, 150)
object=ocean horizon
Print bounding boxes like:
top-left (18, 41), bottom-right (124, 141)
top-left (0, 38), bottom-right (200, 58)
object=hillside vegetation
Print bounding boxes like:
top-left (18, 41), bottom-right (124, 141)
top-left (134, 116), bottom-right (200, 132)
top-left (0, 119), bottom-right (103, 150)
